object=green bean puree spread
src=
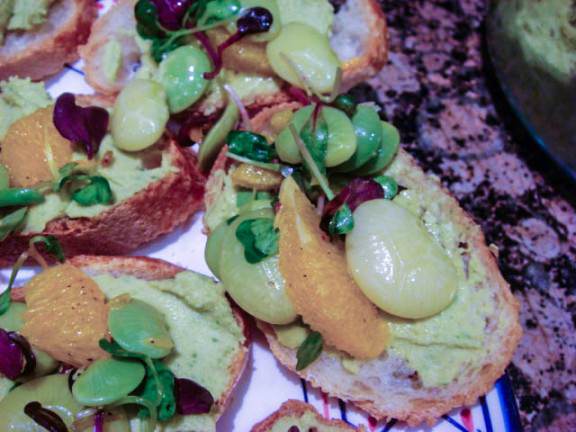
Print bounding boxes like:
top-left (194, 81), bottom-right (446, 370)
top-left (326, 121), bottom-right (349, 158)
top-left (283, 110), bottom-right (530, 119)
top-left (0, 78), bottom-right (52, 140)
top-left (94, 271), bottom-right (244, 431)
top-left (254, 161), bottom-right (497, 387)
top-left (269, 411), bottom-right (349, 432)
top-left (23, 136), bottom-right (176, 233)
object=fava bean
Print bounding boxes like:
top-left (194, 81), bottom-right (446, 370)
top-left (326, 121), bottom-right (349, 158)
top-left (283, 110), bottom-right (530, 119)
top-left (219, 209), bottom-right (297, 325)
top-left (158, 46), bottom-right (211, 114)
top-left (346, 200), bottom-right (457, 319)
top-left (0, 375), bottom-right (82, 430)
top-left (276, 106), bottom-right (356, 167)
top-left (108, 298), bottom-right (173, 359)
top-left (332, 105), bottom-right (382, 173)
top-left (205, 221), bottom-right (228, 278)
top-left (111, 79), bottom-right (170, 152)
top-left (354, 122), bottom-right (400, 176)
top-left (72, 358), bottom-right (146, 406)
top-left (198, 99), bottom-right (240, 172)
top-left (266, 23), bottom-right (339, 94)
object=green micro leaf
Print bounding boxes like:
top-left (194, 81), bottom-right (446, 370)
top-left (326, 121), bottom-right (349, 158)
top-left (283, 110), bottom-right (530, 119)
top-left (53, 162), bottom-right (79, 192)
top-left (137, 360), bottom-right (176, 422)
top-left (328, 204), bottom-right (354, 236)
top-left (373, 175), bottom-right (399, 200)
top-left (151, 35), bottom-right (187, 63)
top-left (30, 235), bottom-right (65, 263)
top-left (227, 131), bottom-right (277, 163)
top-left (135, 0), bottom-right (164, 39)
top-left (196, 0), bottom-right (241, 27)
top-left (0, 242), bottom-right (30, 316)
top-left (71, 176), bottom-right (113, 206)
top-left (99, 338), bottom-right (176, 422)
top-left (235, 218), bottom-right (278, 264)
top-left (296, 331), bottom-right (323, 371)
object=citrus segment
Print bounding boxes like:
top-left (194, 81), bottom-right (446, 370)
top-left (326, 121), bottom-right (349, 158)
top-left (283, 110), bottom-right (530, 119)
top-left (277, 177), bottom-right (390, 359)
top-left (21, 264), bottom-right (109, 368)
top-left (231, 163), bottom-right (283, 190)
top-left (0, 106), bottom-right (74, 188)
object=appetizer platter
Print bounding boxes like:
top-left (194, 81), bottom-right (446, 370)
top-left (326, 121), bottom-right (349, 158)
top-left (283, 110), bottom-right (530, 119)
top-left (0, 0), bottom-right (523, 430)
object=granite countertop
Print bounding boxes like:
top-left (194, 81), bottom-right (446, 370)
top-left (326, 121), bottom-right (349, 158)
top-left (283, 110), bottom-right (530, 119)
top-left (356, 1), bottom-right (576, 430)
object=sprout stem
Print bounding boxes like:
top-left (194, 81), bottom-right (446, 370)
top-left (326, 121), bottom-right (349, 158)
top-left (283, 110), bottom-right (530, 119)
top-left (288, 125), bottom-right (334, 200)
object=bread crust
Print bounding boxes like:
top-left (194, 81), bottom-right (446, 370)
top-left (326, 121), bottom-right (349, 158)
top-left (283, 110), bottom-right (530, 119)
top-left (0, 0), bottom-right (98, 81)
top-left (18, 255), bottom-right (251, 421)
top-left (251, 400), bottom-right (363, 432)
top-left (0, 140), bottom-right (205, 266)
top-left (80, 0), bottom-right (388, 104)
top-left (257, 150), bottom-right (522, 426)
top-left (338, 0), bottom-right (388, 91)
top-left (205, 106), bottom-right (522, 426)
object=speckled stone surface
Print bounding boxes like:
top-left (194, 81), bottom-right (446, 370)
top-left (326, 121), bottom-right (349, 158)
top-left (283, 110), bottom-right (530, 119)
top-left (355, 1), bottom-right (576, 430)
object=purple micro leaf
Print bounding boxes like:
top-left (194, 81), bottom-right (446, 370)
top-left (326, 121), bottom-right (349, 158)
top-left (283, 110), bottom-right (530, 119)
top-left (53, 93), bottom-right (109, 160)
top-left (152, 0), bottom-right (193, 30)
top-left (323, 178), bottom-right (384, 218)
top-left (175, 378), bottom-right (214, 415)
top-left (0, 328), bottom-right (24, 380)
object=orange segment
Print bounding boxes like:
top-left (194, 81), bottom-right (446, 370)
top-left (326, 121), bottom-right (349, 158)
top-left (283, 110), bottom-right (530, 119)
top-left (207, 28), bottom-right (273, 76)
top-left (277, 177), bottom-right (390, 359)
top-left (0, 106), bottom-right (74, 188)
top-left (21, 264), bottom-right (109, 368)
top-left (231, 163), bottom-right (283, 191)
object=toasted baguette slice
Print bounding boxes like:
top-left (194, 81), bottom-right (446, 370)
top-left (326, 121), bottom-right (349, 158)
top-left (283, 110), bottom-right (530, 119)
top-left (205, 105), bottom-right (522, 426)
top-left (80, 0), bottom-right (387, 110)
top-left (0, 139), bottom-right (205, 266)
top-left (0, 0), bottom-right (98, 81)
top-left (11, 255), bottom-right (250, 429)
top-left (252, 400), bottom-right (364, 432)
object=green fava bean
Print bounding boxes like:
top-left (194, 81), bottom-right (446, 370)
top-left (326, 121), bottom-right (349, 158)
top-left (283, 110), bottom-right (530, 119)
top-left (0, 375), bottom-right (82, 430)
top-left (219, 209), bottom-right (297, 325)
top-left (205, 221), bottom-right (228, 279)
top-left (332, 105), bottom-right (382, 173)
top-left (198, 99), bottom-right (240, 172)
top-left (111, 79), bottom-right (169, 152)
top-left (0, 207), bottom-right (28, 241)
top-left (355, 122), bottom-right (400, 176)
top-left (275, 106), bottom-right (312, 164)
top-left (0, 188), bottom-right (44, 207)
top-left (0, 164), bottom-right (9, 190)
top-left (158, 46), bottom-right (211, 114)
top-left (276, 106), bottom-right (356, 167)
top-left (267, 23), bottom-right (339, 94)
top-left (108, 298), bottom-right (174, 358)
top-left (72, 358), bottom-right (146, 406)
